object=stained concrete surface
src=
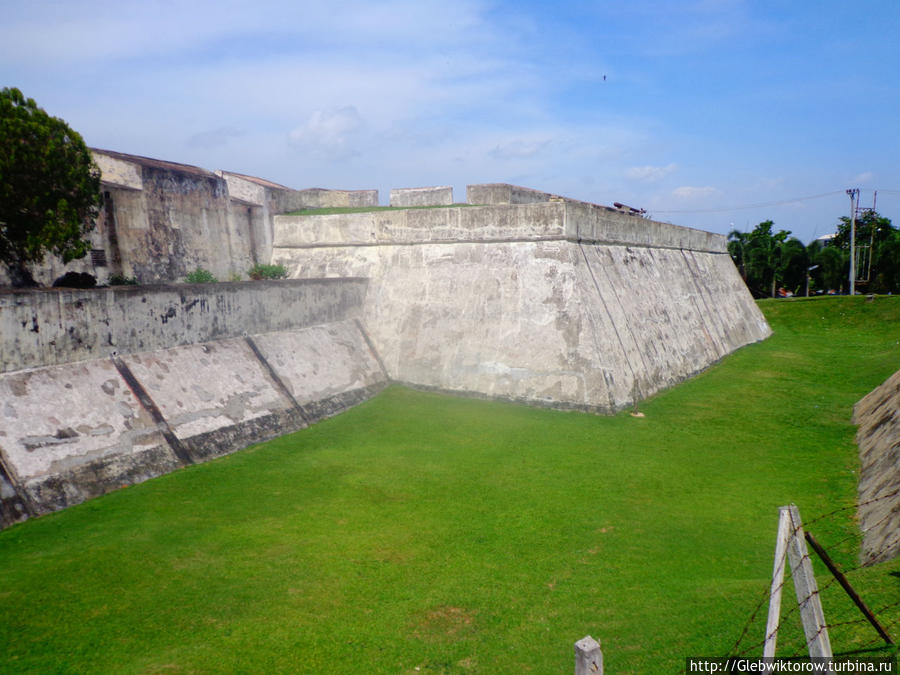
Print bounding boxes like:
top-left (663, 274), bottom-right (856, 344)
top-left (0, 320), bottom-right (388, 527)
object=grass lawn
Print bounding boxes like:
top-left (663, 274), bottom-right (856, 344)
top-left (1, 296), bottom-right (899, 673)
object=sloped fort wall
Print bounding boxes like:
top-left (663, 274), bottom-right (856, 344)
top-left (0, 280), bottom-right (388, 528)
top-left (272, 197), bottom-right (771, 412)
top-left (854, 368), bottom-right (900, 565)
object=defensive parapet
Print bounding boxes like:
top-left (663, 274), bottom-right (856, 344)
top-left (272, 185), bottom-right (770, 413)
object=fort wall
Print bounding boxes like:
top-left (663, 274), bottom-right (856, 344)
top-left (0, 280), bottom-right (387, 528)
top-left (390, 186), bottom-right (454, 207)
top-left (854, 368), bottom-right (900, 564)
top-left (272, 197), bottom-right (769, 413)
top-left (0, 279), bottom-right (367, 372)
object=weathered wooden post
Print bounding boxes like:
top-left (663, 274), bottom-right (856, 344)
top-left (575, 635), bottom-right (603, 674)
top-left (764, 505), bottom-right (832, 662)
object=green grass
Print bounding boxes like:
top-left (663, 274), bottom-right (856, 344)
top-left (1, 296), bottom-right (899, 673)
top-left (285, 204), bottom-right (476, 216)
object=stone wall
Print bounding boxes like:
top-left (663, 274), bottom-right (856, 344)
top-left (0, 151), bottom-right (381, 288)
top-left (0, 320), bottom-right (387, 528)
top-left (390, 186), bottom-right (453, 207)
top-left (0, 279), bottom-right (367, 373)
top-left (854, 369), bottom-right (900, 565)
top-left (466, 183), bottom-right (558, 205)
top-left (0, 279), bottom-right (387, 528)
top-left (271, 201), bottom-right (768, 413)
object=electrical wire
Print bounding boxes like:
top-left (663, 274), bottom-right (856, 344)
top-left (652, 190), bottom-right (847, 215)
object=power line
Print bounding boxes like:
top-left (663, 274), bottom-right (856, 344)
top-left (652, 190), bottom-right (847, 215)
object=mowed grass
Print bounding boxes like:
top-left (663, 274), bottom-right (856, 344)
top-left (1, 296), bottom-right (899, 673)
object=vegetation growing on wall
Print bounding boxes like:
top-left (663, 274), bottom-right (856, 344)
top-left (184, 267), bottom-right (217, 283)
top-left (248, 263), bottom-right (287, 280)
top-left (0, 88), bottom-right (102, 288)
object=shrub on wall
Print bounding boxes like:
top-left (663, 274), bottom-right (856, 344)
top-left (185, 268), bottom-right (217, 283)
top-left (108, 274), bottom-right (138, 286)
top-left (248, 264), bottom-right (287, 280)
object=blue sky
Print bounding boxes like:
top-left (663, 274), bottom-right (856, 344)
top-left (2, 0), bottom-right (899, 243)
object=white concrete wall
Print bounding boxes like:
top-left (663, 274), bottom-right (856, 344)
top-left (272, 227), bottom-right (770, 413)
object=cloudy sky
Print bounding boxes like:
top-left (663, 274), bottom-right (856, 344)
top-left (3, 0), bottom-right (898, 243)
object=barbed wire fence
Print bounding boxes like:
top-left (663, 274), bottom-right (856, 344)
top-left (726, 486), bottom-right (900, 661)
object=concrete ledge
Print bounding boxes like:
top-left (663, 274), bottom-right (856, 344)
top-left (180, 409), bottom-right (308, 463)
top-left (23, 444), bottom-right (182, 516)
top-left (565, 201), bottom-right (727, 253)
top-left (273, 203), bottom-right (568, 247)
top-left (298, 382), bottom-right (387, 423)
top-left (272, 201), bottom-right (726, 253)
top-left (390, 186), bottom-right (453, 207)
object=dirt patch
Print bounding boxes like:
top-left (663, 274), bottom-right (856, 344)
top-left (410, 605), bottom-right (478, 642)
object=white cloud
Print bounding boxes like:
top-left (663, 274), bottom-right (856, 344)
top-left (851, 171), bottom-right (874, 185)
top-left (672, 186), bottom-right (719, 199)
top-left (489, 139), bottom-right (551, 160)
top-left (288, 107), bottom-right (365, 160)
top-left (626, 163), bottom-right (677, 182)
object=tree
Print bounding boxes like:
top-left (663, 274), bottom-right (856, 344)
top-left (0, 87), bottom-right (101, 287)
top-left (807, 243), bottom-right (846, 294)
top-left (830, 210), bottom-right (899, 294)
top-left (728, 220), bottom-right (793, 298)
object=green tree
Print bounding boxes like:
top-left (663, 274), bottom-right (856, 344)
top-left (779, 237), bottom-right (810, 295)
top-left (830, 211), bottom-right (899, 294)
top-left (729, 221), bottom-right (815, 297)
top-left (729, 220), bottom-right (791, 297)
top-left (0, 87), bottom-right (101, 287)
top-left (807, 243), bottom-right (847, 294)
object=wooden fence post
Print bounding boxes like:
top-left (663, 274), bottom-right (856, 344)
top-left (787, 505), bottom-right (832, 659)
top-left (575, 635), bottom-right (603, 674)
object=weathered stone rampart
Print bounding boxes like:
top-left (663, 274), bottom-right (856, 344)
top-left (0, 279), bottom-right (367, 372)
top-left (854, 369), bottom-right (900, 565)
top-left (390, 186), bottom-right (454, 207)
top-left (273, 201), bottom-right (726, 252)
top-left (272, 198), bottom-right (769, 413)
top-left (0, 280), bottom-right (387, 528)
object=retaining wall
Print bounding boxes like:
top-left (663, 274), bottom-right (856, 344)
top-left (0, 280), bottom-right (387, 529)
top-left (854, 369), bottom-right (900, 565)
top-left (272, 202), bottom-right (769, 413)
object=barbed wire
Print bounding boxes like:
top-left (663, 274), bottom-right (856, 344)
top-left (726, 491), bottom-right (899, 661)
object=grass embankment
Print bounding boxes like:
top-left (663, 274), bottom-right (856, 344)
top-left (1, 296), bottom-right (898, 673)
top-left (284, 204), bottom-right (475, 216)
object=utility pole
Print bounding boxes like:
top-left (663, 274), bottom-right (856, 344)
top-left (847, 189), bottom-right (859, 295)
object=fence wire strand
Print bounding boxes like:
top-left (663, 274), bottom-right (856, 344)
top-left (727, 495), bottom-right (899, 660)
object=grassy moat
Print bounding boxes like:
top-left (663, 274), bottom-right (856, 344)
top-left (1, 296), bottom-right (898, 673)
